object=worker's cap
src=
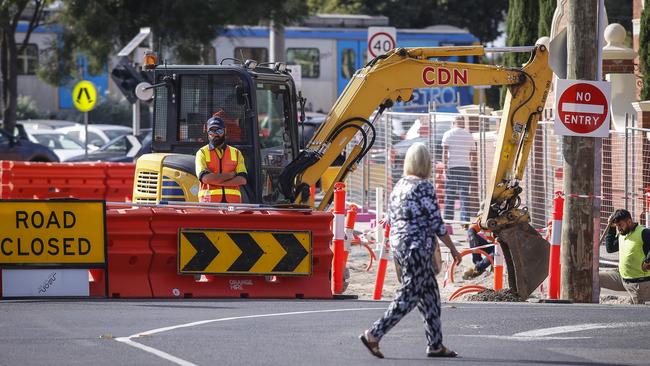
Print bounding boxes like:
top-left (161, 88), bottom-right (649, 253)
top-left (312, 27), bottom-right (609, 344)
top-left (206, 114), bottom-right (225, 130)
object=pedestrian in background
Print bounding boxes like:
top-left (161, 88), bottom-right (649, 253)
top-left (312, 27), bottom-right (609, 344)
top-left (599, 209), bottom-right (650, 304)
top-left (359, 142), bottom-right (462, 359)
top-left (462, 223), bottom-right (494, 280)
top-left (442, 116), bottom-right (476, 222)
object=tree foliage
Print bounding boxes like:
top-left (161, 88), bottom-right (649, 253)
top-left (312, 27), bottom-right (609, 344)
top-left (0, 0), bottom-right (47, 134)
top-left (504, 0), bottom-right (539, 68)
top-left (537, 0), bottom-right (556, 38)
top-left (40, 0), bottom-right (309, 86)
top-left (308, 0), bottom-right (508, 43)
top-left (640, 0), bottom-right (650, 100)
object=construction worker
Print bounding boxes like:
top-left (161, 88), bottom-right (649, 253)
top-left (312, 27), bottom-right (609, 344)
top-left (462, 223), bottom-right (494, 280)
top-left (599, 209), bottom-right (650, 304)
top-left (195, 113), bottom-right (247, 203)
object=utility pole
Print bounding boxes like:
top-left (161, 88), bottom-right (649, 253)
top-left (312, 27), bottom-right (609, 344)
top-left (269, 19), bottom-right (285, 63)
top-left (560, 0), bottom-right (599, 302)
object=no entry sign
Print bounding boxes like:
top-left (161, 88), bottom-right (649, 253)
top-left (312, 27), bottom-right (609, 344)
top-left (554, 79), bottom-right (611, 137)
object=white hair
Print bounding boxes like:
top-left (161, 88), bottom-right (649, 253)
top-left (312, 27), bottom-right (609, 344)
top-left (403, 142), bottom-right (432, 179)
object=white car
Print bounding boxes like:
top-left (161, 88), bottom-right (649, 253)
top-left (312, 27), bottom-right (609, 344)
top-left (18, 119), bottom-right (79, 130)
top-left (25, 129), bottom-right (92, 161)
top-left (56, 124), bottom-right (132, 149)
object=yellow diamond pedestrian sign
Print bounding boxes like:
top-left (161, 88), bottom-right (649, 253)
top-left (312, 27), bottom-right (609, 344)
top-left (72, 80), bottom-right (97, 112)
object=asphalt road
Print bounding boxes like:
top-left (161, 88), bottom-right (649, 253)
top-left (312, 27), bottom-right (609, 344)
top-left (1, 299), bottom-right (648, 366)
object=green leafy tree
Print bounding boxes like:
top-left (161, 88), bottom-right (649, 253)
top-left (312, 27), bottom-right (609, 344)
top-left (0, 0), bottom-right (47, 134)
top-left (500, 0), bottom-right (539, 106)
top-left (504, 0), bottom-right (539, 68)
top-left (538, 0), bottom-right (556, 38)
top-left (40, 0), bottom-right (309, 86)
top-left (16, 95), bottom-right (41, 119)
top-left (308, 0), bottom-right (508, 43)
top-left (640, 0), bottom-right (650, 100)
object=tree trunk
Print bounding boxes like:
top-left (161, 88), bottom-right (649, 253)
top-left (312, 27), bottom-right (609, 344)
top-left (2, 27), bottom-right (17, 135)
top-left (560, 0), bottom-right (598, 302)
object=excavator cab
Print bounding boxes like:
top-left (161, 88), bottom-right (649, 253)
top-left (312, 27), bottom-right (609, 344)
top-left (132, 62), bottom-right (301, 204)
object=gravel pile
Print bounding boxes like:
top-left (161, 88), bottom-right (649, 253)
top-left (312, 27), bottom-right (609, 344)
top-left (464, 288), bottom-right (524, 302)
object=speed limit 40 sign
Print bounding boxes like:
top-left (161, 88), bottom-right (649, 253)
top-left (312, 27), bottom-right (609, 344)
top-left (368, 27), bottom-right (396, 62)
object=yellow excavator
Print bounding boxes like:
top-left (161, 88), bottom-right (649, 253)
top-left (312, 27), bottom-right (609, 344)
top-left (132, 41), bottom-right (552, 298)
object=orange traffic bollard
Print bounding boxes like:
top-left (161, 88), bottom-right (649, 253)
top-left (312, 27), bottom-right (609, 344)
top-left (548, 191), bottom-right (564, 299)
top-left (373, 223), bottom-right (390, 300)
top-left (343, 204), bottom-right (358, 269)
top-left (332, 182), bottom-right (346, 294)
top-left (493, 244), bottom-right (504, 291)
top-left (310, 185), bottom-right (316, 207)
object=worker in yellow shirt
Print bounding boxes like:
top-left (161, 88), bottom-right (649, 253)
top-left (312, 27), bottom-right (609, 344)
top-left (195, 113), bottom-right (247, 203)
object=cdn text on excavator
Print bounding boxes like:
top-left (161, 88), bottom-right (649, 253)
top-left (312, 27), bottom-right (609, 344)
top-left (131, 41), bottom-right (552, 299)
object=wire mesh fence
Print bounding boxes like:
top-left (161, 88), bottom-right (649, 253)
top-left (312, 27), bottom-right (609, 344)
top-left (345, 110), bottom-right (650, 232)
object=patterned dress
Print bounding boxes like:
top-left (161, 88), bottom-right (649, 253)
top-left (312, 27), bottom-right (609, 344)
top-left (370, 175), bottom-right (448, 348)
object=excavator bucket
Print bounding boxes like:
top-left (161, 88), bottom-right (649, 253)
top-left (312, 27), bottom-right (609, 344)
top-left (496, 222), bottom-right (550, 299)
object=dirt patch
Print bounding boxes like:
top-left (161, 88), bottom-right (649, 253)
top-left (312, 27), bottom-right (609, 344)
top-left (463, 288), bottom-right (524, 302)
top-left (599, 295), bottom-right (631, 304)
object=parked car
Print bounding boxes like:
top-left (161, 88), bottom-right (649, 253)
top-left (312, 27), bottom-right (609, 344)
top-left (298, 112), bottom-right (327, 149)
top-left (18, 119), bottom-right (79, 130)
top-left (25, 129), bottom-right (89, 161)
top-left (0, 128), bottom-right (59, 162)
top-left (66, 130), bottom-right (152, 162)
top-left (56, 124), bottom-right (132, 149)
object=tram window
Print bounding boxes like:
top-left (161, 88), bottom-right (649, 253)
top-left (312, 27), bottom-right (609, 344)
top-left (286, 48), bottom-right (320, 78)
top-left (234, 47), bottom-right (268, 62)
top-left (341, 48), bottom-right (355, 79)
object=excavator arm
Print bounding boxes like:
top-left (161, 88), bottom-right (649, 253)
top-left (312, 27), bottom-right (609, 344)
top-left (279, 43), bottom-right (553, 298)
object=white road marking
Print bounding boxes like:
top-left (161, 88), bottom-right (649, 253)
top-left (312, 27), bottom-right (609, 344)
top-left (513, 321), bottom-right (650, 337)
top-left (457, 335), bottom-right (590, 341)
top-left (457, 321), bottom-right (650, 342)
top-left (114, 307), bottom-right (385, 366)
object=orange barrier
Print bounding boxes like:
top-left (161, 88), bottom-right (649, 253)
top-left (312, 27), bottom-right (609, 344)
top-left (0, 161), bottom-right (10, 198)
top-left (104, 163), bottom-right (136, 202)
top-left (449, 285), bottom-right (488, 301)
top-left (148, 207), bottom-right (333, 299)
top-left (0, 161), bottom-right (135, 201)
top-left (0, 161), bottom-right (105, 199)
top-left (105, 205), bottom-right (154, 297)
top-left (331, 182), bottom-right (346, 294)
top-left (373, 223), bottom-right (390, 300)
top-left (548, 191), bottom-right (564, 299)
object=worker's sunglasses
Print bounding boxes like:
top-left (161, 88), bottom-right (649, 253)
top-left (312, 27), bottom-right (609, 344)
top-left (208, 128), bottom-right (225, 135)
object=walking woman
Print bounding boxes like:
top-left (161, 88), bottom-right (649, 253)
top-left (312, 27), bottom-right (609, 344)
top-left (360, 142), bottom-right (463, 359)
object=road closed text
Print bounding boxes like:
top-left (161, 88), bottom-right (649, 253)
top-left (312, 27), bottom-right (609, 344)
top-left (0, 202), bottom-right (105, 265)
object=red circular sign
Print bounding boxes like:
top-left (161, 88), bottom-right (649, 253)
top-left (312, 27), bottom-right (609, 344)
top-left (368, 32), bottom-right (396, 58)
top-left (557, 83), bottom-right (608, 134)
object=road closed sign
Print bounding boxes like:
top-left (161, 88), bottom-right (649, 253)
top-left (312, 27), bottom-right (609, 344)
top-left (554, 79), bottom-right (611, 137)
top-left (0, 201), bottom-right (106, 266)
top-left (367, 27), bottom-right (396, 62)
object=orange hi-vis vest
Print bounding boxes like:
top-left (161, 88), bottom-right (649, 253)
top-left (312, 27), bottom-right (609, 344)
top-left (198, 145), bottom-right (242, 203)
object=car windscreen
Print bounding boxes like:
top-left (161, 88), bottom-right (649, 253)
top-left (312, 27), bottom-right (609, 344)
top-left (32, 133), bottom-right (84, 149)
top-left (104, 129), bottom-right (130, 141)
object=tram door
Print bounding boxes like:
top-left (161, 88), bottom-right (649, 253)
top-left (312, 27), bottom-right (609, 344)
top-left (336, 40), bottom-right (366, 96)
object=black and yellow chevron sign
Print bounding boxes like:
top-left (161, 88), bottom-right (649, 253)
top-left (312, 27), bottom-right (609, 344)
top-left (178, 229), bottom-right (311, 275)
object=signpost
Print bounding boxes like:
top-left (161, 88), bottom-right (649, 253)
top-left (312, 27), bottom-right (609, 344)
top-left (554, 79), bottom-right (611, 137)
top-left (367, 27), bottom-right (396, 62)
top-left (72, 80), bottom-right (98, 159)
